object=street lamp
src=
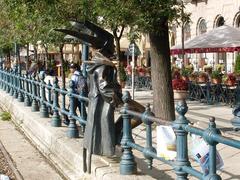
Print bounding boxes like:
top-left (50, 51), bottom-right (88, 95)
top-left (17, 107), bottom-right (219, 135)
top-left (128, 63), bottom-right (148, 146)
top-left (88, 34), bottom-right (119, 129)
top-left (177, 0), bottom-right (191, 68)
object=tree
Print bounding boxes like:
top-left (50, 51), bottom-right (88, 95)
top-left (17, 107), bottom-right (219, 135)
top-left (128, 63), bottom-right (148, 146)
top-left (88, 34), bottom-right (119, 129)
top-left (94, 0), bottom-right (135, 61)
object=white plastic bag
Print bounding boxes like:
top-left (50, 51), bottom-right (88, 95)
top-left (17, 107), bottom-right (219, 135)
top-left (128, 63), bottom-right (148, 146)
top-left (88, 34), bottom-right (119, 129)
top-left (0, 174), bottom-right (10, 180)
top-left (191, 138), bottom-right (224, 175)
top-left (157, 125), bottom-right (176, 160)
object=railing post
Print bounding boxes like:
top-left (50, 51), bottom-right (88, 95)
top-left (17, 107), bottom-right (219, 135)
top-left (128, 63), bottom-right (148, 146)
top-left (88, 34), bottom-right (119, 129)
top-left (61, 86), bottom-right (68, 125)
top-left (173, 100), bottom-right (190, 180)
top-left (47, 80), bottom-right (53, 114)
top-left (13, 69), bottom-right (18, 99)
top-left (206, 82), bottom-right (211, 105)
top-left (142, 103), bottom-right (156, 169)
top-left (51, 77), bottom-right (61, 127)
top-left (120, 91), bottom-right (137, 175)
top-left (31, 74), bottom-right (39, 112)
top-left (9, 70), bottom-right (14, 96)
top-left (39, 71), bottom-right (49, 118)
top-left (0, 68), bottom-right (2, 89)
top-left (6, 71), bottom-right (10, 93)
top-left (232, 81), bottom-right (240, 130)
top-left (67, 80), bottom-right (79, 138)
top-left (18, 71), bottom-right (24, 102)
top-left (24, 74), bottom-right (31, 106)
top-left (80, 90), bottom-right (87, 133)
top-left (203, 117), bottom-right (221, 180)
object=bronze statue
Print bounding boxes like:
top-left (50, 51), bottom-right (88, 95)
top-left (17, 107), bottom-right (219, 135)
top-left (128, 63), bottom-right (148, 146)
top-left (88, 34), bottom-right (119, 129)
top-left (55, 20), bottom-right (145, 173)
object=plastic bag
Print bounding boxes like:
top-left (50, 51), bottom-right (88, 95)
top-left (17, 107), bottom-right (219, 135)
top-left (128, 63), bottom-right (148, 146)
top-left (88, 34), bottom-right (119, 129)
top-left (157, 125), bottom-right (176, 160)
top-left (191, 138), bottom-right (224, 175)
top-left (0, 175), bottom-right (10, 180)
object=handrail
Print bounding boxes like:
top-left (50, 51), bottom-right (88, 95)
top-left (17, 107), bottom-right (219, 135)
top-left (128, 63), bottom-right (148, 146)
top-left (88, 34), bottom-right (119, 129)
top-left (0, 68), bottom-right (88, 137)
top-left (119, 90), bottom-right (240, 179)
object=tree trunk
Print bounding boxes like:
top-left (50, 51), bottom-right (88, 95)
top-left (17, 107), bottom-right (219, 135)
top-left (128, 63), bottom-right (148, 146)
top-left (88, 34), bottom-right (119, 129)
top-left (149, 22), bottom-right (175, 121)
top-left (113, 26), bottom-right (124, 61)
top-left (34, 45), bottom-right (38, 62)
top-left (114, 35), bottom-right (121, 61)
top-left (60, 44), bottom-right (65, 89)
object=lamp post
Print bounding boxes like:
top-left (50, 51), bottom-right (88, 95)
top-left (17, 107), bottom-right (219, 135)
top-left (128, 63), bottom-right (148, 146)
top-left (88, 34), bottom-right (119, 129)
top-left (178, 0), bottom-right (191, 68)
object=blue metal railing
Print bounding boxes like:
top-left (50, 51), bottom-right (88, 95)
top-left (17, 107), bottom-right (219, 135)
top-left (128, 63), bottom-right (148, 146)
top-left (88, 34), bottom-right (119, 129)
top-left (1, 67), bottom-right (240, 179)
top-left (0, 67), bottom-right (88, 138)
top-left (120, 91), bottom-right (240, 180)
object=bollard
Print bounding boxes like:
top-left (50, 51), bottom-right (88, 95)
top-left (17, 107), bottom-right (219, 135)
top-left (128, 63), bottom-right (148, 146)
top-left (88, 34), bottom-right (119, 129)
top-left (67, 80), bottom-right (79, 138)
top-left (39, 71), bottom-right (49, 118)
top-left (51, 77), bottom-right (61, 127)
top-left (173, 100), bottom-right (190, 180)
top-left (18, 72), bottom-right (24, 102)
top-left (142, 103), bottom-right (156, 169)
top-left (24, 74), bottom-right (31, 106)
top-left (202, 117), bottom-right (221, 180)
top-left (120, 91), bottom-right (137, 175)
top-left (31, 74), bottom-right (39, 112)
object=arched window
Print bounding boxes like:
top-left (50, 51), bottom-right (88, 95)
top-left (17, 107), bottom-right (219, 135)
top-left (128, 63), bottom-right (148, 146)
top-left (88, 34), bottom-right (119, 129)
top-left (214, 15), bottom-right (225, 28)
top-left (233, 12), bottom-right (240, 28)
top-left (198, 19), bottom-right (207, 35)
top-left (184, 23), bottom-right (191, 41)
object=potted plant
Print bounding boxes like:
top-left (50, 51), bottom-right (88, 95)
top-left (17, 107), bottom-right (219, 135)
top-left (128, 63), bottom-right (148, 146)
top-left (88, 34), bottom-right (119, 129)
top-left (197, 71), bottom-right (208, 83)
top-left (181, 68), bottom-right (191, 82)
top-left (172, 71), bottom-right (188, 100)
top-left (211, 70), bottom-right (222, 84)
top-left (189, 72), bottom-right (198, 82)
top-left (137, 66), bottom-right (146, 76)
top-left (224, 73), bottom-right (236, 86)
top-left (203, 64), bottom-right (213, 74)
top-left (119, 64), bottom-right (127, 88)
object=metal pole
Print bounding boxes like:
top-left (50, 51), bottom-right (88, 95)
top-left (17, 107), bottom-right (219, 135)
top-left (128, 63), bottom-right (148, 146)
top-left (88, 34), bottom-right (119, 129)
top-left (131, 43), bottom-right (135, 100)
top-left (82, 44), bottom-right (89, 77)
top-left (181, 1), bottom-right (185, 68)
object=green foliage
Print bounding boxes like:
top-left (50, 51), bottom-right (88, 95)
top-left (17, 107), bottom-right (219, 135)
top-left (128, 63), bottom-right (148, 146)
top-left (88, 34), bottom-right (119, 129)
top-left (119, 64), bottom-right (127, 82)
top-left (0, 111), bottom-right (11, 121)
top-left (181, 68), bottom-right (191, 77)
top-left (215, 64), bottom-right (225, 72)
top-left (211, 70), bottom-right (221, 79)
top-left (234, 55), bottom-right (240, 74)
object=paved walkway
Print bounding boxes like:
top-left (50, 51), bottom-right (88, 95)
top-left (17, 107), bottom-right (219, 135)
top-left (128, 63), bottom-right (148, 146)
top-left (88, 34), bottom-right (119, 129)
top-left (0, 119), bottom-right (64, 180)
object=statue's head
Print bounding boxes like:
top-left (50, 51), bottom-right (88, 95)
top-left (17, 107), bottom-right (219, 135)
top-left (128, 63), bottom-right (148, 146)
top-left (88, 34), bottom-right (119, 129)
top-left (55, 20), bottom-right (115, 58)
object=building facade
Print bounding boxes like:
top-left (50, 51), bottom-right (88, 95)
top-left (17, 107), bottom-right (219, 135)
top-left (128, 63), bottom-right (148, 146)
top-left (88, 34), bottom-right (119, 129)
top-left (172, 0), bottom-right (240, 72)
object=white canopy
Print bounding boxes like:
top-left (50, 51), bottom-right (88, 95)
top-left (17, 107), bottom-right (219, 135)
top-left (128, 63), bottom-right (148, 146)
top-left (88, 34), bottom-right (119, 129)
top-left (171, 25), bottom-right (240, 54)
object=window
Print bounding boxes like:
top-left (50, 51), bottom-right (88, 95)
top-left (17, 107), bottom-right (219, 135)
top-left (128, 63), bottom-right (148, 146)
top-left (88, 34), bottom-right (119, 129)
top-left (197, 19), bottom-right (207, 35)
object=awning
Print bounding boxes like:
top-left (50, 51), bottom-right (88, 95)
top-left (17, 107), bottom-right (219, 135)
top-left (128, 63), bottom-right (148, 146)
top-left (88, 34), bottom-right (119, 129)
top-left (171, 25), bottom-right (240, 54)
